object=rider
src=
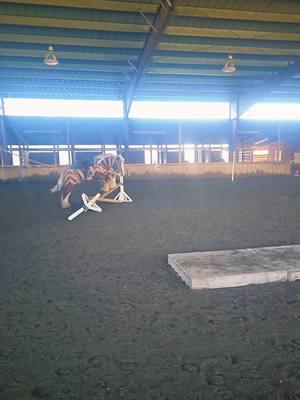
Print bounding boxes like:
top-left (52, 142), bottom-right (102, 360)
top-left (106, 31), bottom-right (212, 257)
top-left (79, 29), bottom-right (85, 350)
top-left (71, 159), bottom-right (92, 179)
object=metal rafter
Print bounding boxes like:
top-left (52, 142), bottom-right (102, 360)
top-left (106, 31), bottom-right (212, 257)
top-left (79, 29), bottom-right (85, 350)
top-left (0, 48), bottom-right (291, 68)
top-left (0, 69), bottom-right (271, 86)
top-left (2, 15), bottom-right (300, 42)
top-left (176, 6), bottom-right (300, 24)
top-left (157, 43), bottom-right (300, 57)
top-left (1, 0), bottom-right (158, 13)
top-left (0, 33), bottom-right (144, 50)
top-left (0, 70), bottom-right (129, 82)
top-left (0, 59), bottom-right (134, 73)
top-left (1, 34), bottom-right (300, 57)
top-left (3, 1), bottom-right (300, 24)
top-left (1, 79), bottom-right (125, 89)
top-left (0, 48), bottom-right (139, 62)
top-left (125, 0), bottom-right (176, 115)
top-left (0, 76), bottom-right (250, 92)
top-left (0, 59), bottom-right (278, 77)
top-left (164, 26), bottom-right (300, 42)
top-left (0, 15), bottom-right (149, 33)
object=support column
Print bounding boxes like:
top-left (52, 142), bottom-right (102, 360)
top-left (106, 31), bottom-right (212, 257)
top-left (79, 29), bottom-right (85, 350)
top-left (150, 141), bottom-right (153, 164)
top-left (230, 99), bottom-right (239, 181)
top-left (201, 145), bottom-right (205, 163)
top-left (178, 122), bottom-right (183, 163)
top-left (123, 100), bottom-right (130, 163)
top-left (229, 99), bottom-right (239, 163)
top-left (0, 98), bottom-right (8, 166)
top-left (66, 119), bottom-right (75, 165)
top-left (66, 119), bottom-right (72, 165)
top-left (277, 122), bottom-right (281, 162)
top-left (164, 138), bottom-right (168, 164)
top-left (54, 144), bottom-right (59, 165)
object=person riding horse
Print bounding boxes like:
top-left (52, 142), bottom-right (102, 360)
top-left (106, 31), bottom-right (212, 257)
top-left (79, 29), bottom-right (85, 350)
top-left (50, 154), bottom-right (124, 208)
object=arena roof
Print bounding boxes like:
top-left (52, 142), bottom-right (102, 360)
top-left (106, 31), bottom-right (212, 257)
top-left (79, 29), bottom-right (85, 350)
top-left (1, 0), bottom-right (300, 113)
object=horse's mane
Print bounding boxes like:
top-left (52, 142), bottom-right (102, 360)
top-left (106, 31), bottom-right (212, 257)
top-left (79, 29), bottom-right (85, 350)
top-left (94, 153), bottom-right (124, 165)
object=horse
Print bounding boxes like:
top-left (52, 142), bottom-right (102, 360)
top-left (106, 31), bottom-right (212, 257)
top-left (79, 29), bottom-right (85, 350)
top-left (50, 154), bottom-right (124, 208)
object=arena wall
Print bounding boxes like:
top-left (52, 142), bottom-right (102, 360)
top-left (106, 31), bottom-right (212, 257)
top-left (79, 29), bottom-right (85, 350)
top-left (0, 165), bottom-right (66, 182)
top-left (0, 162), bottom-right (291, 182)
top-left (125, 162), bottom-right (291, 179)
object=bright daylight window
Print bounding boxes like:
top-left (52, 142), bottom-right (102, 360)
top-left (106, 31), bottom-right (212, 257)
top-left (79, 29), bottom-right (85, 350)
top-left (4, 98), bottom-right (124, 118)
top-left (129, 101), bottom-right (230, 120)
top-left (241, 102), bottom-right (300, 120)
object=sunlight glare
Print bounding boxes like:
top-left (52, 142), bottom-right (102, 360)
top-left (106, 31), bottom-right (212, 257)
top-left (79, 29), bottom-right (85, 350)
top-left (241, 103), bottom-right (300, 120)
top-left (4, 98), bottom-right (124, 118)
top-left (129, 101), bottom-right (230, 119)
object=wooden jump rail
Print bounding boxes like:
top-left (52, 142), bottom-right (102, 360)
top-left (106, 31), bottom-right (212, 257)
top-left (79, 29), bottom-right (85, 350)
top-left (95, 184), bottom-right (121, 203)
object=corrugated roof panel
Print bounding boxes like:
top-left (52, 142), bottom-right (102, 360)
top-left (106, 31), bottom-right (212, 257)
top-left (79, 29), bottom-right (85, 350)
top-left (0, 56), bottom-right (134, 73)
top-left (0, 42), bottom-right (142, 57)
top-left (154, 49), bottom-right (300, 63)
top-left (1, 91), bottom-right (125, 100)
top-left (134, 92), bottom-right (231, 101)
top-left (117, 0), bottom-right (158, 4)
top-left (0, 3), bottom-right (153, 25)
top-left (140, 73), bottom-right (263, 85)
top-left (0, 24), bottom-right (147, 42)
top-left (0, 67), bottom-right (130, 82)
top-left (170, 16), bottom-right (300, 34)
top-left (180, 0), bottom-right (300, 14)
top-left (144, 67), bottom-right (273, 79)
top-left (0, 0), bottom-right (300, 103)
top-left (160, 34), bottom-right (300, 49)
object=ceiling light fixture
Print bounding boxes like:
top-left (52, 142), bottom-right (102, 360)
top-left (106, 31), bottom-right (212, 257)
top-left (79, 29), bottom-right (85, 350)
top-left (44, 46), bottom-right (59, 66)
top-left (223, 55), bottom-right (236, 73)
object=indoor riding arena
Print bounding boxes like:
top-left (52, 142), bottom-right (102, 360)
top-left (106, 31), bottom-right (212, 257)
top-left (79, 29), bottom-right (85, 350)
top-left (1, 1), bottom-right (300, 400)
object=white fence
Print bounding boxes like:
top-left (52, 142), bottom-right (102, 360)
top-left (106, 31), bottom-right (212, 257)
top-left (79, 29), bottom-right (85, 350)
top-left (2, 143), bottom-right (230, 167)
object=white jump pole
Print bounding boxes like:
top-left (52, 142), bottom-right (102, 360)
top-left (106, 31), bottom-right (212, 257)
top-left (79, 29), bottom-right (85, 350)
top-left (231, 150), bottom-right (236, 182)
top-left (67, 192), bottom-right (102, 221)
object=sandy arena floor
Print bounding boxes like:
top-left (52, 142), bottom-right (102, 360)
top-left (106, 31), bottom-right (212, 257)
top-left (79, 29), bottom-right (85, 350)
top-left (1, 177), bottom-right (300, 400)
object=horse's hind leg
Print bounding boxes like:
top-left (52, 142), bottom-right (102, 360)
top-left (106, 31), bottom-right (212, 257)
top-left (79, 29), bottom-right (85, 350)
top-left (50, 174), bottom-right (64, 193)
top-left (60, 192), bottom-right (72, 208)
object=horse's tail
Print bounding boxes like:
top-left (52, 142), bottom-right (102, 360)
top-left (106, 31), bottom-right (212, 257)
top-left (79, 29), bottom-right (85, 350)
top-left (59, 169), bottom-right (85, 208)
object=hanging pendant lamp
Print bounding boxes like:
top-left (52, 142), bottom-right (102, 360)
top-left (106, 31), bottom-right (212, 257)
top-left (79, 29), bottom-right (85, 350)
top-left (223, 55), bottom-right (236, 73)
top-left (44, 46), bottom-right (59, 66)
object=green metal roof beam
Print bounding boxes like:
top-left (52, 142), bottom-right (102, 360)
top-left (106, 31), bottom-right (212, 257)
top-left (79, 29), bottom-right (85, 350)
top-left (2, 0), bottom-right (158, 14)
top-left (1, 78), bottom-right (250, 92)
top-left (165, 26), bottom-right (300, 42)
top-left (0, 59), bottom-right (277, 77)
top-left (158, 43), bottom-right (300, 56)
top-left (2, 34), bottom-right (300, 57)
top-left (1, 80), bottom-right (125, 90)
top-left (1, 15), bottom-right (300, 42)
top-left (0, 48), bottom-right (291, 68)
top-left (0, 15), bottom-right (149, 34)
top-left (176, 6), bottom-right (300, 24)
top-left (0, 33), bottom-right (144, 50)
top-left (0, 69), bottom-right (266, 85)
top-left (4, 1), bottom-right (300, 23)
top-left (0, 59), bottom-right (134, 72)
top-left (0, 69), bottom-right (128, 81)
top-left (125, 0), bottom-right (177, 115)
top-left (0, 48), bottom-right (139, 62)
